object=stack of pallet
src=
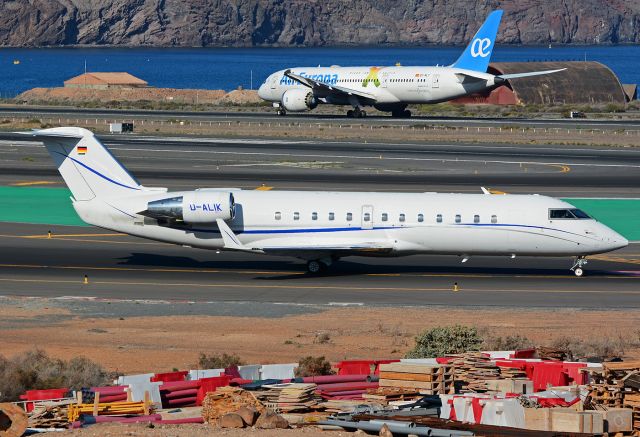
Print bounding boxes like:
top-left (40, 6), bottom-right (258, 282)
top-left (28, 401), bottom-right (71, 428)
top-left (201, 386), bottom-right (265, 425)
top-left (256, 383), bottom-right (319, 412)
top-left (584, 361), bottom-right (640, 434)
top-left (378, 362), bottom-right (453, 395)
top-left (448, 352), bottom-right (500, 392)
top-left (362, 387), bottom-right (422, 404)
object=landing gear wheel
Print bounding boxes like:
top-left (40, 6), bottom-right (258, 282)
top-left (277, 108), bottom-right (286, 116)
top-left (347, 110), bottom-right (354, 118)
top-left (360, 110), bottom-right (367, 118)
top-left (403, 110), bottom-right (412, 118)
top-left (571, 256), bottom-right (587, 277)
top-left (307, 260), bottom-right (326, 274)
top-left (574, 267), bottom-right (584, 277)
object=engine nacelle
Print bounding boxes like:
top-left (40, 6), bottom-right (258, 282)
top-left (281, 89), bottom-right (318, 112)
top-left (145, 192), bottom-right (235, 223)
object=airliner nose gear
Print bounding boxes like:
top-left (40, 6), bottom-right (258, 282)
top-left (571, 256), bottom-right (588, 277)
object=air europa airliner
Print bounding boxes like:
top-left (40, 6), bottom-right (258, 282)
top-left (27, 127), bottom-right (627, 276)
top-left (258, 10), bottom-right (564, 118)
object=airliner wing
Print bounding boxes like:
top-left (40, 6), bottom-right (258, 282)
top-left (216, 219), bottom-right (392, 256)
top-left (284, 70), bottom-right (377, 102)
top-left (497, 68), bottom-right (566, 80)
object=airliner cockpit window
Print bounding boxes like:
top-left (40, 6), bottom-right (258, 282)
top-left (549, 209), bottom-right (591, 220)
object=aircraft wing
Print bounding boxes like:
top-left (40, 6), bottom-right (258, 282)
top-left (455, 72), bottom-right (490, 84)
top-left (284, 70), bottom-right (377, 102)
top-left (216, 219), bottom-right (393, 256)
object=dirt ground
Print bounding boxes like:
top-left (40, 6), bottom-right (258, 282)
top-left (1, 303), bottom-right (639, 373)
top-left (56, 423), bottom-right (343, 436)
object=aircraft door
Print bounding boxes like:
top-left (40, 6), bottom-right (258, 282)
top-left (432, 74), bottom-right (440, 89)
top-left (270, 74), bottom-right (278, 90)
top-left (361, 205), bottom-right (374, 230)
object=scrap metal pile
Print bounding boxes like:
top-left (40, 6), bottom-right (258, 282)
top-left (3, 351), bottom-right (640, 436)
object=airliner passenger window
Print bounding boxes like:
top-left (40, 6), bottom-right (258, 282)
top-left (275, 212), bottom-right (281, 220)
top-left (418, 214), bottom-right (424, 222)
top-left (312, 212), bottom-right (318, 220)
top-left (399, 213), bottom-right (406, 222)
top-left (364, 213), bottom-right (371, 221)
top-left (347, 212), bottom-right (353, 221)
top-left (455, 214), bottom-right (461, 223)
top-left (329, 212), bottom-right (335, 221)
top-left (474, 215), bottom-right (480, 223)
top-left (491, 215), bottom-right (497, 223)
top-left (381, 213), bottom-right (388, 221)
top-left (436, 214), bottom-right (442, 223)
top-left (294, 212), bottom-right (300, 220)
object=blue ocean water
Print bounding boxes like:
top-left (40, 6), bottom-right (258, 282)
top-left (0, 45), bottom-right (637, 97)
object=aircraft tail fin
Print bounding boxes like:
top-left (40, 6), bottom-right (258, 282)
top-left (23, 127), bottom-right (142, 201)
top-left (452, 10), bottom-right (503, 73)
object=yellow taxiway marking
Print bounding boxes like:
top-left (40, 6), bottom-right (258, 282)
top-left (1, 277), bottom-right (640, 294)
top-left (488, 189), bottom-right (508, 195)
top-left (22, 233), bottom-right (126, 239)
top-left (255, 185), bottom-right (273, 191)
top-left (10, 181), bottom-right (57, 186)
top-left (0, 263), bottom-right (638, 280)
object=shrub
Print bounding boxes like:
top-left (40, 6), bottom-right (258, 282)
top-left (294, 356), bottom-right (334, 377)
top-left (405, 325), bottom-right (483, 358)
top-left (197, 353), bottom-right (244, 369)
top-left (315, 332), bottom-right (331, 344)
top-left (483, 333), bottom-right (534, 351)
top-left (0, 349), bottom-right (110, 402)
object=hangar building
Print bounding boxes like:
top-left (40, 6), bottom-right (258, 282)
top-left (454, 61), bottom-right (632, 106)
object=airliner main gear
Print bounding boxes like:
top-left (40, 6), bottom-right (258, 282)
top-left (307, 260), bottom-right (328, 274)
top-left (347, 108), bottom-right (367, 118)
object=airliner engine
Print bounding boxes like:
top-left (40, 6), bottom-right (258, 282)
top-left (281, 89), bottom-right (318, 112)
top-left (144, 192), bottom-right (235, 223)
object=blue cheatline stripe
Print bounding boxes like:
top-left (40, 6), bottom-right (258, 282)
top-left (53, 151), bottom-right (140, 191)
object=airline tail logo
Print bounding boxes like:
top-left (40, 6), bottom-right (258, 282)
top-left (470, 38), bottom-right (492, 58)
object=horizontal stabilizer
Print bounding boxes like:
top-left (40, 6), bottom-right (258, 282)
top-left (455, 72), bottom-right (489, 84)
top-left (497, 68), bottom-right (566, 80)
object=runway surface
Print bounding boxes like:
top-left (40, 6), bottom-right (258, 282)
top-left (1, 133), bottom-right (639, 309)
top-left (1, 133), bottom-right (640, 197)
top-left (1, 105), bottom-right (639, 129)
top-left (0, 222), bottom-right (639, 309)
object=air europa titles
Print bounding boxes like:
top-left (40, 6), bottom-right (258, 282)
top-left (280, 72), bottom-right (338, 85)
top-left (189, 203), bottom-right (223, 212)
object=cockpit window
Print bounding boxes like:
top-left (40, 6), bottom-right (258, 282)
top-left (549, 208), bottom-right (591, 220)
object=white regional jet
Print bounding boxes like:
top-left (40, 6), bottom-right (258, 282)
top-left (27, 127), bottom-right (627, 276)
top-left (258, 10), bottom-right (564, 118)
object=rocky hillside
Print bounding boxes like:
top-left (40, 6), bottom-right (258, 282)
top-left (1, 0), bottom-right (640, 47)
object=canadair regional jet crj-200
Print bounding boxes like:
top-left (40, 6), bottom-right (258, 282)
top-left (258, 10), bottom-right (565, 118)
top-left (28, 127), bottom-right (627, 276)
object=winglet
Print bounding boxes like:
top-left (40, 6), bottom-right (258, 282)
top-left (452, 10), bottom-right (503, 73)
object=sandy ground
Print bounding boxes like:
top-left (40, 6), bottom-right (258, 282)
top-left (1, 300), bottom-right (639, 373)
top-left (56, 423), bottom-right (342, 436)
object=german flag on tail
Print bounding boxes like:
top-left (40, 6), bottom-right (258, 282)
top-left (77, 146), bottom-right (87, 155)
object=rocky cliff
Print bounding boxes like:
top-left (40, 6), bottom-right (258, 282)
top-left (1, 0), bottom-right (640, 47)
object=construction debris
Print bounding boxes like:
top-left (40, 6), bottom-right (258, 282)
top-left (201, 386), bottom-right (265, 425)
top-left (0, 403), bottom-right (28, 437)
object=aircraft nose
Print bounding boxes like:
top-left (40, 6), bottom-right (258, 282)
top-left (603, 229), bottom-right (628, 251)
top-left (258, 82), bottom-right (268, 100)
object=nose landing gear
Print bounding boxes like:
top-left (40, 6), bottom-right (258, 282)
top-left (571, 256), bottom-right (587, 277)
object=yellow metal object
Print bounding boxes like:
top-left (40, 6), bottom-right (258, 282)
top-left (255, 185), bottom-right (273, 191)
top-left (453, 282), bottom-right (459, 292)
top-left (47, 231), bottom-right (52, 239)
top-left (68, 401), bottom-right (147, 422)
top-left (83, 275), bottom-right (88, 285)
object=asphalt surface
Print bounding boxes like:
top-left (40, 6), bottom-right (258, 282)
top-left (1, 133), bottom-right (639, 309)
top-left (1, 105), bottom-right (640, 129)
top-left (0, 222), bottom-right (639, 309)
top-left (1, 133), bottom-right (640, 197)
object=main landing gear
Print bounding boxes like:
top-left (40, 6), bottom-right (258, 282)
top-left (571, 256), bottom-right (587, 277)
top-left (391, 109), bottom-right (412, 118)
top-left (277, 108), bottom-right (287, 116)
top-left (347, 107), bottom-right (367, 118)
top-left (306, 258), bottom-right (334, 274)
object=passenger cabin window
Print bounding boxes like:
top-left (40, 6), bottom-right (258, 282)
top-left (293, 212), bottom-right (300, 220)
top-left (418, 214), bottom-right (424, 222)
top-left (275, 212), bottom-right (281, 220)
top-left (455, 214), bottom-right (461, 223)
top-left (381, 213), bottom-right (388, 222)
top-left (474, 215), bottom-right (480, 223)
top-left (399, 213), bottom-right (406, 222)
top-left (346, 212), bottom-right (353, 221)
top-left (363, 213), bottom-right (371, 222)
top-left (329, 212), bottom-right (335, 221)
top-left (312, 212), bottom-right (318, 220)
top-left (491, 215), bottom-right (498, 224)
top-left (436, 214), bottom-right (442, 223)
top-left (549, 209), bottom-right (591, 220)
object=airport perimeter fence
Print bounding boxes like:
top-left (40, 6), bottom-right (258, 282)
top-left (4, 116), bottom-right (640, 139)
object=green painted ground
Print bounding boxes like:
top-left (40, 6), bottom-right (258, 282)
top-left (0, 187), bottom-right (638, 240)
top-left (0, 186), bottom-right (87, 227)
